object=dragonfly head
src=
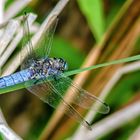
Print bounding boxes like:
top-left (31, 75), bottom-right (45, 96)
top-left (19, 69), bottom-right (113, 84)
top-left (44, 57), bottom-right (68, 73)
top-left (54, 57), bottom-right (68, 71)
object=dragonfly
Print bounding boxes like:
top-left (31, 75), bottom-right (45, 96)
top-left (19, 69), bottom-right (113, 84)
top-left (0, 13), bottom-right (109, 130)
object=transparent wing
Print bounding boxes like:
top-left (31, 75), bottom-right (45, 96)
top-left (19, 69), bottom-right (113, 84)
top-left (50, 74), bottom-right (110, 114)
top-left (21, 13), bottom-right (58, 70)
top-left (26, 77), bottom-right (92, 130)
top-left (35, 18), bottom-right (58, 58)
top-left (21, 13), bottom-right (36, 70)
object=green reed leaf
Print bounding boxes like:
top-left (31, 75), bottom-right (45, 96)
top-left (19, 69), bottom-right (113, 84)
top-left (77, 0), bottom-right (105, 42)
top-left (64, 54), bottom-right (140, 77)
top-left (0, 54), bottom-right (140, 95)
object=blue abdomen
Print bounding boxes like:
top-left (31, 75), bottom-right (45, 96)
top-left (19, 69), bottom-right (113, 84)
top-left (0, 69), bottom-right (31, 89)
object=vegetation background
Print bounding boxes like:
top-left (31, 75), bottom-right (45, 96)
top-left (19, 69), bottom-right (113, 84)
top-left (0, 0), bottom-right (140, 140)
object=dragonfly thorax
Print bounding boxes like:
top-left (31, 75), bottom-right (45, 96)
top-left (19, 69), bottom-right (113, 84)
top-left (29, 57), bottom-right (68, 79)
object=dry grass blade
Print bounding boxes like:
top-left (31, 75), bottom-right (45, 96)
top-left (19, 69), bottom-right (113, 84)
top-left (0, 108), bottom-right (22, 140)
top-left (0, 20), bottom-right (19, 56)
top-left (0, 108), bottom-right (7, 124)
top-left (0, 13), bottom-right (36, 77)
top-left (39, 0), bottom-right (140, 140)
top-left (0, 25), bottom-right (38, 68)
top-left (0, 0), bottom-right (4, 23)
top-left (75, 90), bottom-right (140, 139)
top-left (88, 3), bottom-right (140, 97)
top-left (84, 102), bottom-right (140, 140)
top-left (90, 61), bottom-right (140, 118)
top-left (0, 13), bottom-right (37, 69)
top-left (87, 17), bottom-right (140, 117)
top-left (99, 1), bottom-right (140, 62)
top-left (4, 0), bottom-right (31, 21)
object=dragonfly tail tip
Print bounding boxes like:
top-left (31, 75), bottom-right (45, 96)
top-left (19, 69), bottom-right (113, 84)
top-left (85, 121), bottom-right (92, 131)
top-left (103, 102), bottom-right (110, 114)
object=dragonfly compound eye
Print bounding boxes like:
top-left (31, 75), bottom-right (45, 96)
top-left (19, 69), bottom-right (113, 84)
top-left (58, 58), bottom-right (64, 63)
top-left (64, 62), bottom-right (68, 70)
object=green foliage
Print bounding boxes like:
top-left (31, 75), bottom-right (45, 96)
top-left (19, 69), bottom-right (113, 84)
top-left (106, 5), bottom-right (121, 27)
top-left (77, 0), bottom-right (105, 42)
top-left (107, 70), bottom-right (140, 111)
top-left (25, 109), bottom-right (53, 140)
top-left (4, 0), bottom-right (13, 10)
top-left (50, 36), bottom-right (85, 69)
top-left (0, 133), bottom-right (4, 140)
top-left (118, 118), bottom-right (140, 140)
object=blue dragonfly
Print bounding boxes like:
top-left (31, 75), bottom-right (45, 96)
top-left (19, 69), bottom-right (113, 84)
top-left (0, 13), bottom-right (109, 130)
